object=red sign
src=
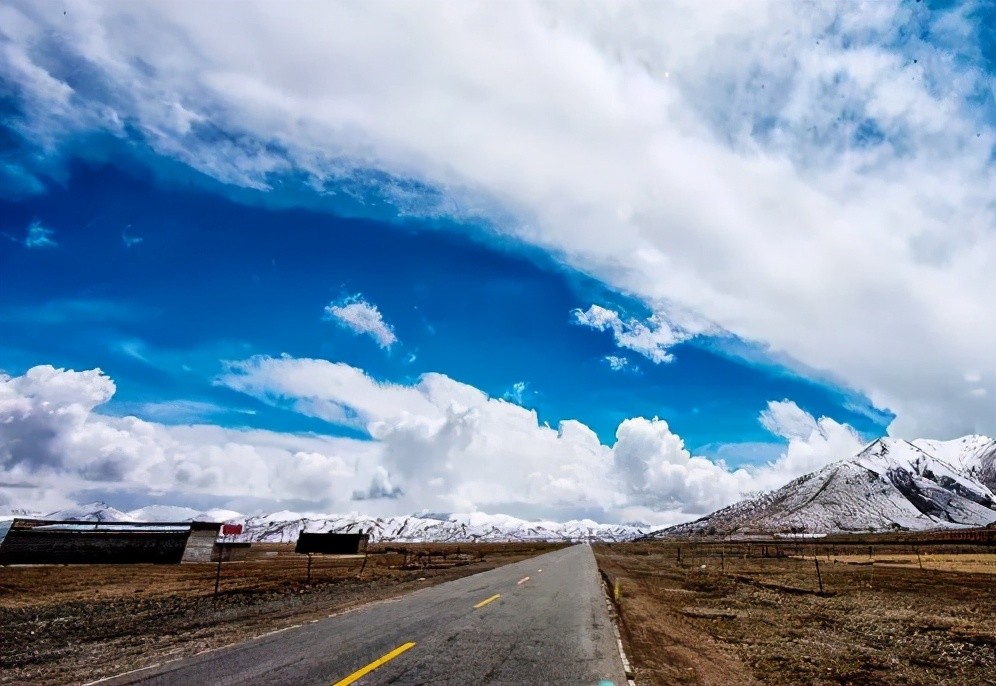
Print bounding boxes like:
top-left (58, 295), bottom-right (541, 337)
top-left (222, 523), bottom-right (243, 536)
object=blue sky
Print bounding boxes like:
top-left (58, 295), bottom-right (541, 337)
top-left (0, 139), bottom-right (890, 457)
top-left (0, 1), bottom-right (993, 521)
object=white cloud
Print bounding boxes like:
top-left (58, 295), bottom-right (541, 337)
top-left (604, 355), bottom-right (630, 372)
top-left (324, 295), bottom-right (397, 349)
top-left (574, 305), bottom-right (688, 364)
top-left (503, 381), bottom-right (528, 404)
top-left (121, 229), bottom-right (144, 248)
top-left (1, 361), bottom-right (870, 523)
top-left (220, 355), bottom-right (439, 429)
top-left (3, 1), bottom-right (993, 438)
top-left (24, 220), bottom-right (57, 248)
top-left (755, 399), bottom-right (865, 488)
top-left (221, 356), bottom-right (627, 517)
top-left (759, 399), bottom-right (822, 442)
top-left (614, 417), bottom-right (745, 513)
top-left (0, 365), bottom-right (378, 514)
top-left (133, 399), bottom-right (248, 423)
top-left (220, 356), bottom-right (871, 521)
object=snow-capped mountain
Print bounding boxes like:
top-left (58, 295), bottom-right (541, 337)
top-left (45, 501), bottom-right (131, 522)
top-left (236, 511), bottom-right (646, 543)
top-left (655, 436), bottom-right (996, 537)
top-left (126, 504), bottom-right (244, 523)
top-left (34, 502), bottom-right (242, 524)
top-left (10, 502), bottom-right (646, 542)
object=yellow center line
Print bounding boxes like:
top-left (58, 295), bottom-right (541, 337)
top-left (473, 593), bottom-right (501, 609)
top-left (331, 642), bottom-right (416, 686)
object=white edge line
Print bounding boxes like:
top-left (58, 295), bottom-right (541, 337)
top-left (602, 578), bottom-right (636, 685)
top-left (83, 663), bottom-right (162, 686)
top-left (254, 623), bottom-right (301, 640)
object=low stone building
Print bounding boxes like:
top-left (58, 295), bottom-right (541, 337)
top-left (0, 519), bottom-right (223, 565)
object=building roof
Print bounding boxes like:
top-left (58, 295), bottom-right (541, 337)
top-left (8, 518), bottom-right (222, 532)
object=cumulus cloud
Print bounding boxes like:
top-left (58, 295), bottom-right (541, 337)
top-left (219, 355), bottom-right (870, 521)
top-left (0, 365), bottom-right (378, 514)
top-left (604, 355), bottom-right (630, 372)
top-left (219, 356), bottom-right (622, 515)
top-left (614, 417), bottom-right (744, 512)
top-left (574, 305), bottom-right (689, 364)
top-left (352, 466), bottom-right (404, 501)
top-left (755, 399), bottom-right (865, 488)
top-left (0, 365), bottom-right (115, 471)
top-left (1, 360), bottom-right (868, 523)
top-left (3, 1), bottom-right (994, 438)
top-left (324, 294), bottom-right (397, 349)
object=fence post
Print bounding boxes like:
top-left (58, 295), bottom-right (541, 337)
top-left (721, 549), bottom-right (726, 573)
top-left (307, 553), bottom-right (313, 584)
top-left (915, 548), bottom-right (923, 570)
top-left (814, 558), bottom-right (823, 593)
top-left (214, 555), bottom-right (223, 597)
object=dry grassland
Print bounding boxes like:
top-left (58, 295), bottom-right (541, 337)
top-left (595, 541), bottom-right (996, 686)
top-left (824, 552), bottom-right (996, 575)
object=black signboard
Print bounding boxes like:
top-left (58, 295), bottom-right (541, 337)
top-left (295, 532), bottom-right (369, 555)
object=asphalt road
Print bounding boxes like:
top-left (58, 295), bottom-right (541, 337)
top-left (94, 544), bottom-right (628, 686)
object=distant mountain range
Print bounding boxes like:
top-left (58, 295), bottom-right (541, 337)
top-left (232, 511), bottom-right (646, 543)
top-left (7, 436), bottom-right (996, 542)
top-left (653, 435), bottom-right (996, 537)
top-left (5, 503), bottom-right (647, 543)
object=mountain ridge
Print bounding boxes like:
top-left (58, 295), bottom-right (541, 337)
top-left (652, 435), bottom-right (996, 537)
top-left (1, 503), bottom-right (648, 543)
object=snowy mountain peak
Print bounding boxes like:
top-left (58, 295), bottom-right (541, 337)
top-left (233, 511), bottom-right (647, 543)
top-left (46, 501), bottom-right (130, 522)
top-left (654, 434), bottom-right (996, 537)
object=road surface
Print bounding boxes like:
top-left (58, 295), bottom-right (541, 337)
top-left (94, 544), bottom-right (628, 686)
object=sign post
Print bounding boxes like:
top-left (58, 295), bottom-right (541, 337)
top-left (294, 532), bottom-right (370, 582)
top-left (214, 524), bottom-right (243, 597)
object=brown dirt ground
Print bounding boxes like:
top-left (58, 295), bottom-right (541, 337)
top-left (0, 541), bottom-right (562, 686)
top-left (594, 542), bottom-right (996, 686)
